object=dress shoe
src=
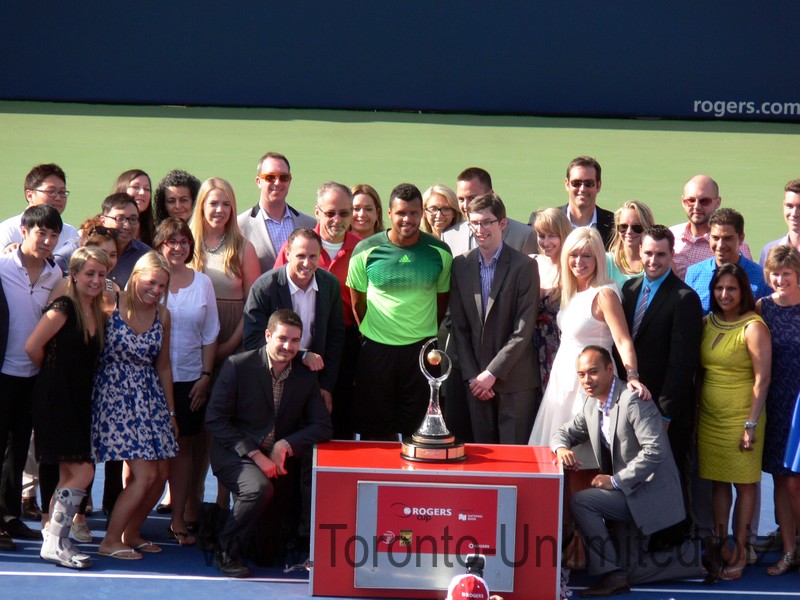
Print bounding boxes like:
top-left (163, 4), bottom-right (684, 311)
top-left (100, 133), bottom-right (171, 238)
top-left (3, 517), bottom-right (41, 540)
top-left (214, 550), bottom-right (250, 578)
top-left (21, 497), bottom-right (42, 520)
top-left (581, 571), bottom-right (630, 597)
top-left (0, 530), bottom-right (17, 551)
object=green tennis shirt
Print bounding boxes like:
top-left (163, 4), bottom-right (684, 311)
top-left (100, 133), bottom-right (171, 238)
top-left (346, 230), bottom-right (452, 345)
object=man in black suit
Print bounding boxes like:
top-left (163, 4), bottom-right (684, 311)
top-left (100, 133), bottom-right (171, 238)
top-left (206, 309), bottom-right (333, 577)
top-left (558, 156), bottom-right (615, 248)
top-left (616, 225), bottom-right (703, 540)
top-left (243, 228), bottom-right (345, 411)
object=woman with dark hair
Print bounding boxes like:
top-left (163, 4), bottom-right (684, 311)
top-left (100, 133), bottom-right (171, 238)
top-left (154, 218), bottom-right (219, 545)
top-left (154, 169), bottom-right (202, 225)
top-left (113, 169), bottom-right (154, 247)
top-left (756, 245), bottom-right (800, 575)
top-left (350, 184), bottom-right (384, 238)
top-left (699, 262), bottom-right (771, 582)
top-left (26, 246), bottom-right (111, 569)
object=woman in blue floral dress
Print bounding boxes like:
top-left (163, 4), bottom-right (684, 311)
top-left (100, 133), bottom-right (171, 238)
top-left (92, 251), bottom-right (178, 559)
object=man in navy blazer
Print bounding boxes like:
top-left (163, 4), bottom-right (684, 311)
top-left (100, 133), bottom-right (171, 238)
top-left (243, 228), bottom-right (345, 410)
top-left (616, 226), bottom-right (703, 541)
top-left (553, 346), bottom-right (702, 597)
top-left (449, 193), bottom-right (540, 443)
top-left (207, 309), bottom-right (332, 577)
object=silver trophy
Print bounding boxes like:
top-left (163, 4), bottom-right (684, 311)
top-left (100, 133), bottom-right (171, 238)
top-left (401, 339), bottom-right (466, 462)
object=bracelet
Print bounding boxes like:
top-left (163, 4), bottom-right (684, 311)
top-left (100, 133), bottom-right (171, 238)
top-left (169, 411), bottom-right (177, 417)
top-left (201, 371), bottom-right (212, 378)
top-left (744, 420), bottom-right (758, 430)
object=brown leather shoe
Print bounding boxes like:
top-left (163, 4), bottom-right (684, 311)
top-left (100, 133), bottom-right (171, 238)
top-left (22, 497), bottom-right (42, 520)
top-left (581, 571), bottom-right (630, 597)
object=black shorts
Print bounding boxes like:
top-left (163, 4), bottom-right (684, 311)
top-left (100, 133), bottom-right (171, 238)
top-left (174, 379), bottom-right (206, 437)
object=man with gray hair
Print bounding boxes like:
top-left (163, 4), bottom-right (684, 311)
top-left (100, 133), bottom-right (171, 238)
top-left (274, 182), bottom-right (361, 437)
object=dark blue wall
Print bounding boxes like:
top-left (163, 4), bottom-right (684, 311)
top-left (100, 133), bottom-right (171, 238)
top-left (2, 2), bottom-right (797, 121)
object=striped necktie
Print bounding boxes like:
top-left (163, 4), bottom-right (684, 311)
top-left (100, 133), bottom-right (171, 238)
top-left (631, 284), bottom-right (650, 338)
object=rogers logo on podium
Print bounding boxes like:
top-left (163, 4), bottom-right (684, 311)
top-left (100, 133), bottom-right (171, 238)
top-left (391, 502), bottom-right (453, 519)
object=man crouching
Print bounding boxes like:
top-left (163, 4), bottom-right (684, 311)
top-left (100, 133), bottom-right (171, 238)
top-left (206, 308), bottom-right (332, 577)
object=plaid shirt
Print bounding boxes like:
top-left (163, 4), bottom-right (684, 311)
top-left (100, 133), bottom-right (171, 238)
top-left (669, 222), bottom-right (752, 280)
top-left (260, 358), bottom-right (292, 453)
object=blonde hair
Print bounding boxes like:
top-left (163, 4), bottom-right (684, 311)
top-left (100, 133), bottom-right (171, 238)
top-left (125, 251), bottom-right (170, 321)
top-left (190, 178), bottom-right (247, 279)
top-left (532, 208), bottom-right (572, 303)
top-left (608, 200), bottom-right (654, 271)
top-left (421, 184), bottom-right (462, 235)
top-left (66, 246), bottom-right (111, 349)
top-left (560, 227), bottom-right (611, 308)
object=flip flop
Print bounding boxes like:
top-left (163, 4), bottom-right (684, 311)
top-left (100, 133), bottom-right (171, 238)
top-left (169, 527), bottom-right (196, 546)
top-left (98, 548), bottom-right (143, 560)
top-left (134, 541), bottom-right (162, 553)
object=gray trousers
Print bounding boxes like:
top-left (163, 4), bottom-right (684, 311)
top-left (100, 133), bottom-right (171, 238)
top-left (571, 487), bottom-right (704, 584)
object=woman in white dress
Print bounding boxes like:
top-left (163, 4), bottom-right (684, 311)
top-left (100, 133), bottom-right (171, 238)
top-left (528, 227), bottom-right (649, 459)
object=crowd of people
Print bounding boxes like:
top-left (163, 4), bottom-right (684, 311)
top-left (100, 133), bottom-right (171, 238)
top-left (0, 155), bottom-right (799, 595)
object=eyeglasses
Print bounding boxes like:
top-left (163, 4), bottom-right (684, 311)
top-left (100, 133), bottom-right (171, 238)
top-left (617, 223), bottom-right (644, 234)
top-left (426, 206), bottom-right (455, 216)
top-left (319, 209), bottom-right (352, 219)
top-left (104, 214), bottom-right (140, 226)
top-left (88, 225), bottom-right (120, 238)
top-left (682, 196), bottom-right (716, 207)
top-left (569, 179), bottom-right (597, 189)
top-left (469, 219), bottom-right (499, 230)
top-left (30, 187), bottom-right (69, 198)
top-left (258, 173), bottom-right (292, 184)
top-left (164, 238), bottom-right (191, 249)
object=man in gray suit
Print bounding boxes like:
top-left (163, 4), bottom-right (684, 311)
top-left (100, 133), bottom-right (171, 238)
top-left (207, 309), bottom-right (332, 577)
top-left (552, 346), bottom-right (702, 597)
top-left (237, 151), bottom-right (316, 273)
top-left (243, 228), bottom-right (345, 411)
top-left (449, 193), bottom-right (540, 444)
top-left (441, 168), bottom-right (537, 443)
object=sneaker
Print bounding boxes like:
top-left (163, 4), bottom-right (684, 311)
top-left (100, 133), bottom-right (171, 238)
top-left (71, 520), bottom-right (93, 543)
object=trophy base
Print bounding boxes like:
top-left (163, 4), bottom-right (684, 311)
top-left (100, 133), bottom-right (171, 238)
top-left (400, 436), bottom-right (466, 463)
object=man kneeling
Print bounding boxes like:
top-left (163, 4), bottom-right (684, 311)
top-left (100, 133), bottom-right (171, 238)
top-left (552, 346), bottom-right (703, 597)
top-left (206, 309), bottom-right (332, 577)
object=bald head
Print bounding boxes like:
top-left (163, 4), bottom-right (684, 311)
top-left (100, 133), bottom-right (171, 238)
top-left (681, 175), bottom-right (722, 232)
top-left (683, 175), bottom-right (719, 199)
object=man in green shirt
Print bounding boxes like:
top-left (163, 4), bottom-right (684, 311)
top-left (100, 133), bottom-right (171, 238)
top-left (346, 183), bottom-right (452, 438)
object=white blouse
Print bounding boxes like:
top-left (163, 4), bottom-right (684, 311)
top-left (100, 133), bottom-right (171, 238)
top-left (166, 271), bottom-right (220, 382)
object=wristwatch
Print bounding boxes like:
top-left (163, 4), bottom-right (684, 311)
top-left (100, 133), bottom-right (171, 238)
top-left (744, 420), bottom-right (757, 430)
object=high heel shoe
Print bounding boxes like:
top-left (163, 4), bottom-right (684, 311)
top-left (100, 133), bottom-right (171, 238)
top-left (767, 551), bottom-right (798, 576)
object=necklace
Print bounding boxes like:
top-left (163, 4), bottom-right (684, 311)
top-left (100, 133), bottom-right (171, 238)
top-left (203, 234), bottom-right (226, 254)
top-left (619, 251), bottom-right (643, 275)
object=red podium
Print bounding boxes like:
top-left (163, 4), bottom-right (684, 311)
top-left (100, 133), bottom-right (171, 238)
top-left (310, 441), bottom-right (562, 599)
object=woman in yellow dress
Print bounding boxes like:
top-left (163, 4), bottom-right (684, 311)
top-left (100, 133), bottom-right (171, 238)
top-left (698, 263), bottom-right (771, 581)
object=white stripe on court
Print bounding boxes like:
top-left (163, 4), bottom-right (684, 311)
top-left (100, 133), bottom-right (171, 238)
top-left (0, 570), bottom-right (308, 584)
